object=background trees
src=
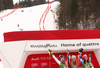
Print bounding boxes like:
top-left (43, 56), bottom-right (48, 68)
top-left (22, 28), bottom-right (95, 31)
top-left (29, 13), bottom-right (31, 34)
top-left (0, 0), bottom-right (13, 11)
top-left (3, 0), bottom-right (13, 9)
top-left (58, 0), bottom-right (100, 29)
top-left (0, 0), bottom-right (47, 11)
top-left (15, 0), bottom-right (46, 7)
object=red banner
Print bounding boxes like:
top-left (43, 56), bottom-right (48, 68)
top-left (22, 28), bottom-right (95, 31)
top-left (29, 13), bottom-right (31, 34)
top-left (24, 51), bottom-right (99, 68)
top-left (4, 30), bottom-right (100, 42)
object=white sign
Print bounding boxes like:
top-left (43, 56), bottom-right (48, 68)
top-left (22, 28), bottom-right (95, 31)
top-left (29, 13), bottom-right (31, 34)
top-left (25, 39), bottom-right (100, 51)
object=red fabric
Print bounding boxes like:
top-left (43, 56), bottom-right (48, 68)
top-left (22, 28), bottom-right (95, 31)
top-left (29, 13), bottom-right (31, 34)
top-left (24, 51), bottom-right (99, 68)
top-left (3, 30), bottom-right (100, 42)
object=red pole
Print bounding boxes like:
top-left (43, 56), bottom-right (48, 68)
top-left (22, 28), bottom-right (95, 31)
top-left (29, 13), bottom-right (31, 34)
top-left (49, 55), bottom-right (51, 68)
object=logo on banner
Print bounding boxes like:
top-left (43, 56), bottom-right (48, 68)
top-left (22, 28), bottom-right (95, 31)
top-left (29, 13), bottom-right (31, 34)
top-left (41, 63), bottom-right (48, 67)
top-left (31, 58), bottom-right (39, 61)
top-left (31, 63), bottom-right (38, 67)
top-left (40, 57), bottom-right (47, 60)
top-left (30, 44), bottom-right (57, 48)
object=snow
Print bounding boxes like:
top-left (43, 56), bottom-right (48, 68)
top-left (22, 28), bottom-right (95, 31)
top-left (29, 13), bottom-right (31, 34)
top-left (0, 61), bottom-right (3, 68)
top-left (0, 1), bottom-right (60, 42)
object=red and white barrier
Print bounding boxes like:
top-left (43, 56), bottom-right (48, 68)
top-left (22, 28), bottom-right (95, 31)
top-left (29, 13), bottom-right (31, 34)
top-left (39, 1), bottom-right (54, 30)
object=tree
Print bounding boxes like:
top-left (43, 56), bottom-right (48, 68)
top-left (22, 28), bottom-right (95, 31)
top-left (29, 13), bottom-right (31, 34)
top-left (34, 0), bottom-right (46, 5)
top-left (57, 0), bottom-right (100, 29)
top-left (17, 0), bottom-right (46, 7)
top-left (3, 0), bottom-right (13, 9)
top-left (47, 0), bottom-right (49, 3)
top-left (0, 0), bottom-right (4, 11)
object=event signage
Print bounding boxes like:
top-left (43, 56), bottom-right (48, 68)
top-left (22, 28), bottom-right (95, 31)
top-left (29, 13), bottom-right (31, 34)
top-left (25, 39), bottom-right (100, 51)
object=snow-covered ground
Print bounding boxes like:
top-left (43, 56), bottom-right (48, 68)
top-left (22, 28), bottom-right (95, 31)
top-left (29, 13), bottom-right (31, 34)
top-left (0, 61), bottom-right (3, 68)
top-left (0, 1), bottom-right (60, 42)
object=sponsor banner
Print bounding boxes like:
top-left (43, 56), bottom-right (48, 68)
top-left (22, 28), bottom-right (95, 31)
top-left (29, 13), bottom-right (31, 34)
top-left (24, 54), bottom-right (50, 68)
top-left (24, 39), bottom-right (100, 68)
top-left (24, 51), bottom-right (100, 68)
top-left (25, 39), bottom-right (100, 51)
